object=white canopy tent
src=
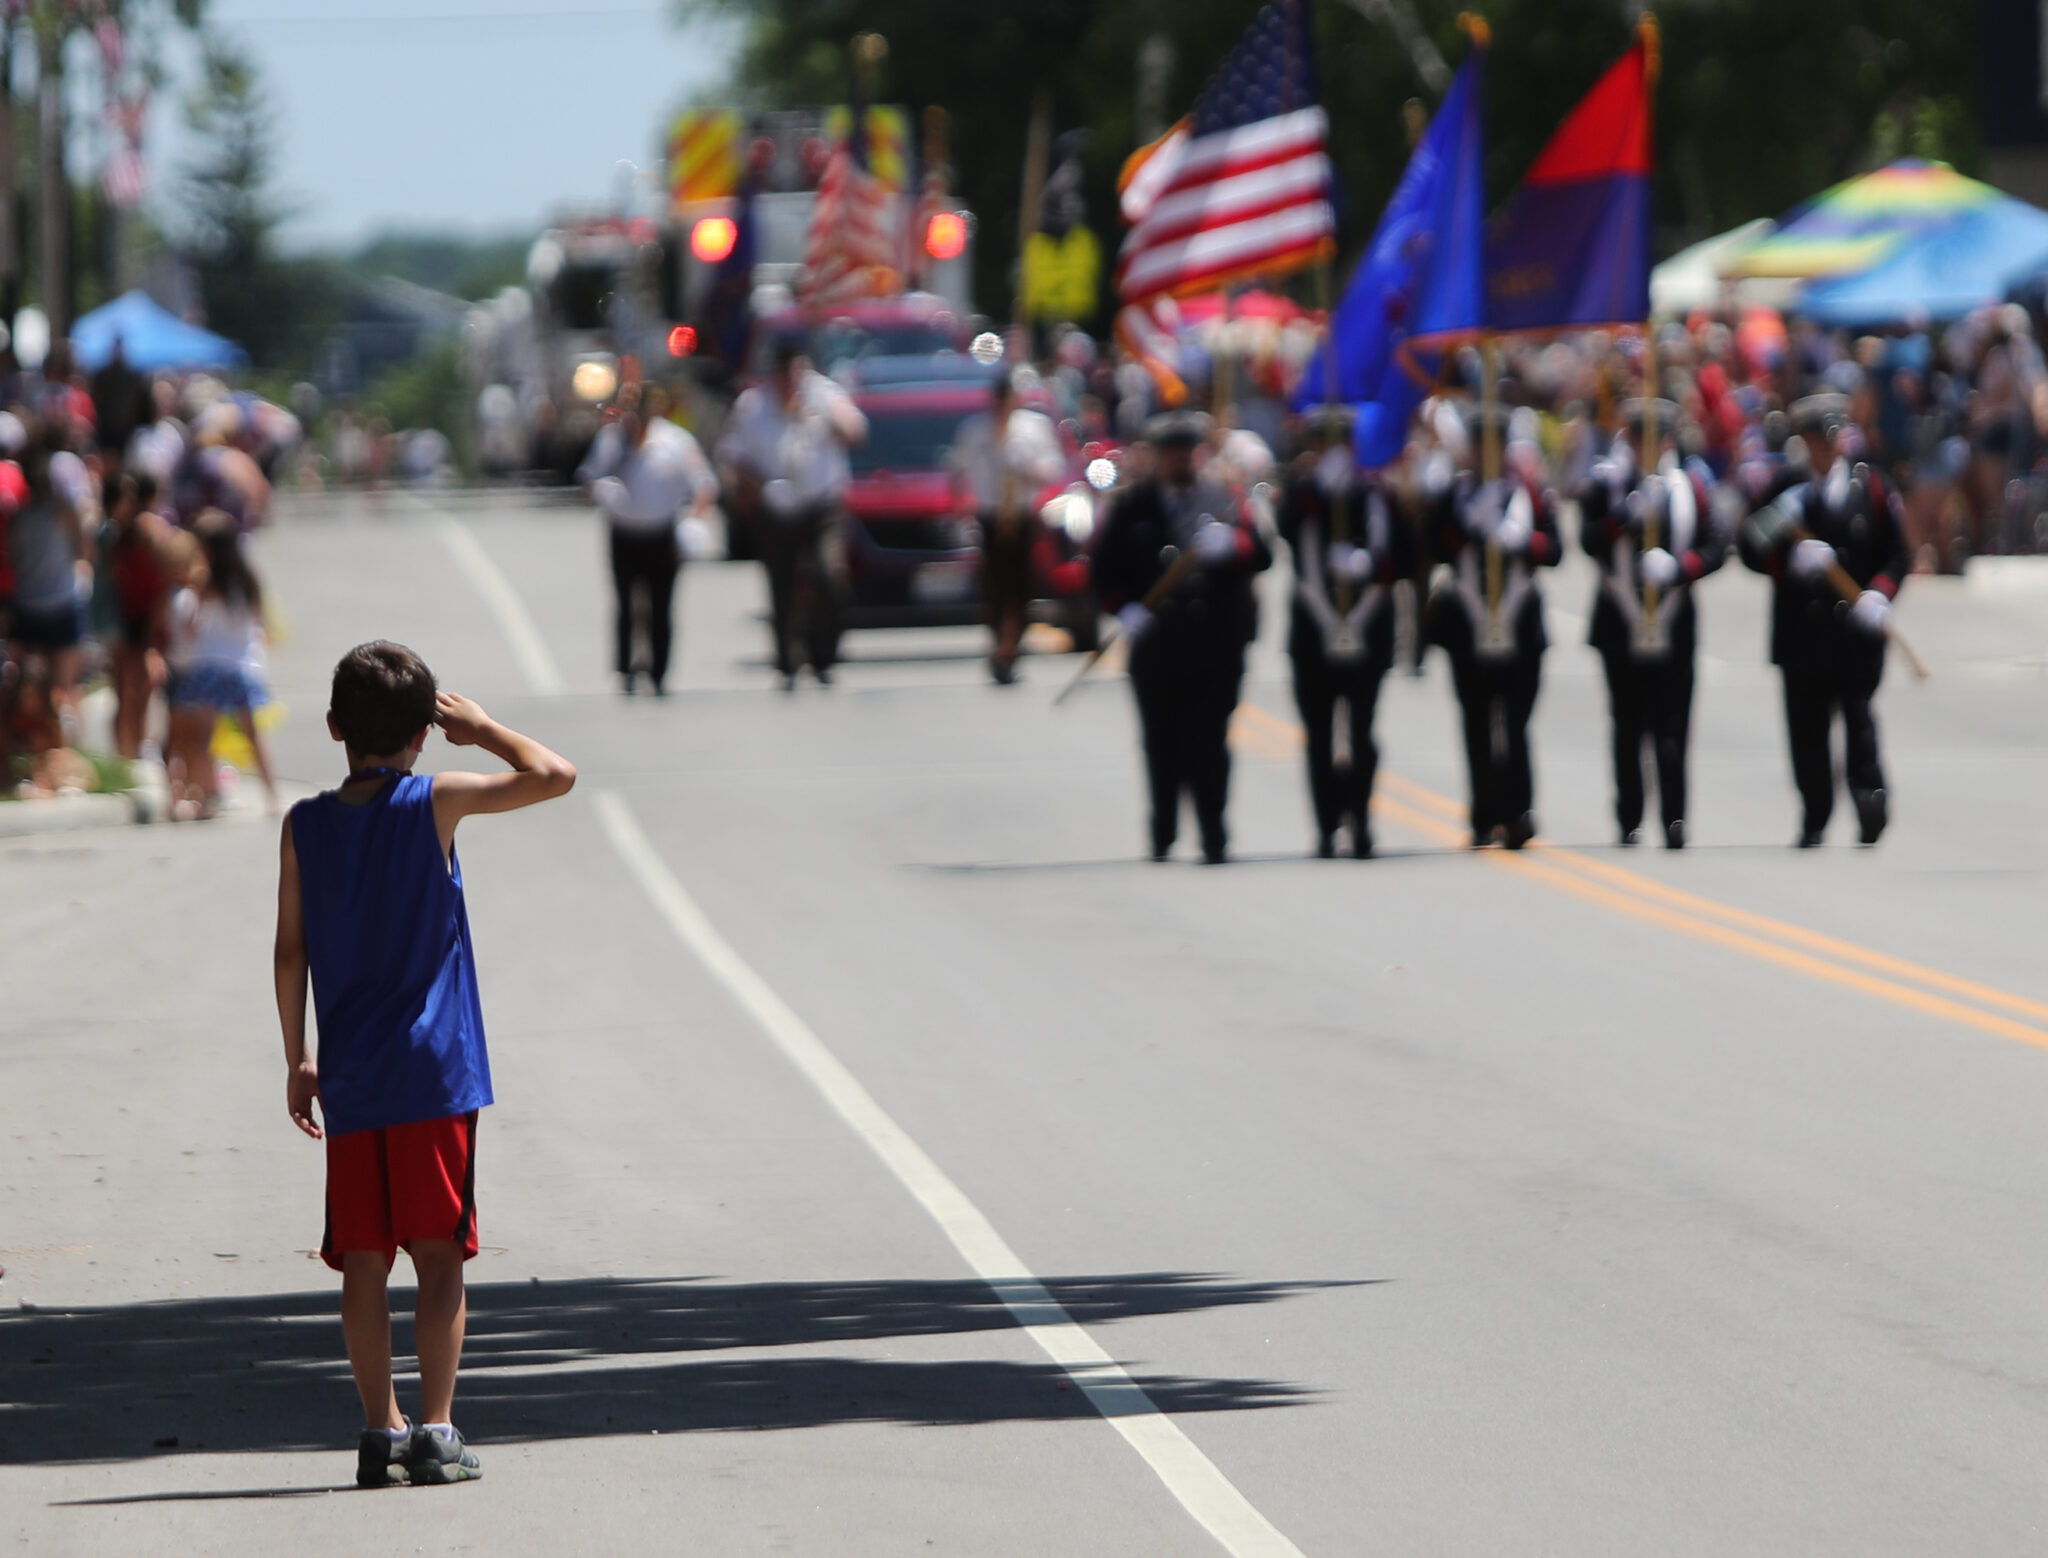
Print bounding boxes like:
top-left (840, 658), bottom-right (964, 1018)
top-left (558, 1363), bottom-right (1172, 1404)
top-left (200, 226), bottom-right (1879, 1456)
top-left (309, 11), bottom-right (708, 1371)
top-left (1649, 219), bottom-right (1800, 317)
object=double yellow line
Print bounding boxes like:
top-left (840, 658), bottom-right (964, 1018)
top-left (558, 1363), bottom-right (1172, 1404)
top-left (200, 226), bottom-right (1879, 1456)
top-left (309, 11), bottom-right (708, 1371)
top-left (1230, 702), bottom-right (2048, 1052)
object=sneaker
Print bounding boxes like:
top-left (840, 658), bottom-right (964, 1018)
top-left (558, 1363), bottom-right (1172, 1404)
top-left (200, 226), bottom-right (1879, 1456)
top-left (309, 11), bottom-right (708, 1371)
top-left (406, 1424), bottom-right (482, 1485)
top-left (356, 1423), bottom-right (411, 1489)
top-left (1664, 819), bottom-right (1686, 851)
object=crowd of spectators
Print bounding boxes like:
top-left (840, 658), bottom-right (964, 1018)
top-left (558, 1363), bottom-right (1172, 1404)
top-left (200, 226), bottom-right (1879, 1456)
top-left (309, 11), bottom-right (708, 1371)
top-left (0, 338), bottom-right (300, 814)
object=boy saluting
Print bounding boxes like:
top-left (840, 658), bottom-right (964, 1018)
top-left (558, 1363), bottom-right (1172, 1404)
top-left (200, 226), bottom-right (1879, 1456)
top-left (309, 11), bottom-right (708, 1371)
top-left (274, 641), bottom-right (575, 1487)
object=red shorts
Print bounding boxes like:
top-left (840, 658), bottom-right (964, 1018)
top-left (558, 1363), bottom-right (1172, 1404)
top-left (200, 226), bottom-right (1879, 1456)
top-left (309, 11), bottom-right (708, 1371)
top-left (321, 1111), bottom-right (479, 1272)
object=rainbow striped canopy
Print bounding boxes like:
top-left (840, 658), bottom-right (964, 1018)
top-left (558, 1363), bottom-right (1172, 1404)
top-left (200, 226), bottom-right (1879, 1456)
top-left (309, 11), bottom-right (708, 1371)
top-left (1720, 159), bottom-right (2000, 280)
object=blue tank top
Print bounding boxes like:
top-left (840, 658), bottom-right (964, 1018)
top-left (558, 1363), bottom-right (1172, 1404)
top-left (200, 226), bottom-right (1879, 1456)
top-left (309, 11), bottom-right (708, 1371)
top-left (289, 773), bottom-right (492, 1136)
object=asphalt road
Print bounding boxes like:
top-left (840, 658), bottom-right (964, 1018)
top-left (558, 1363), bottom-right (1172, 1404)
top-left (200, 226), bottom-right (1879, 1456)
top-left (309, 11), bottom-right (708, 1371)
top-left (9, 487), bottom-right (2048, 1554)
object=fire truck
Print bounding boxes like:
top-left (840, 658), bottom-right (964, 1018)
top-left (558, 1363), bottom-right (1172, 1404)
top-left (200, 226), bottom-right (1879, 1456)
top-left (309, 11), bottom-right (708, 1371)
top-left (465, 106), bottom-right (977, 482)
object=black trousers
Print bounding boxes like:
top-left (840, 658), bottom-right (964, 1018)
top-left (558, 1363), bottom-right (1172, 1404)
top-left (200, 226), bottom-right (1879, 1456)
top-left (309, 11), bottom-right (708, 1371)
top-left (1291, 652), bottom-right (1385, 844)
top-left (981, 516), bottom-right (1032, 661)
top-left (1131, 653), bottom-right (1242, 857)
top-left (609, 526), bottom-right (681, 686)
top-left (1599, 651), bottom-right (1695, 834)
top-left (759, 505), bottom-right (843, 676)
top-left (1782, 667), bottom-right (1885, 835)
top-left (1448, 651), bottom-right (1541, 838)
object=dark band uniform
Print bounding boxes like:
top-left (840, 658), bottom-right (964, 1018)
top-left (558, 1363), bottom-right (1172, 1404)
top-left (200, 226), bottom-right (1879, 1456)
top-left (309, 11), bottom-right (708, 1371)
top-left (1278, 453), bottom-right (1412, 857)
top-left (1424, 464), bottom-right (1561, 848)
top-left (1738, 434), bottom-right (1908, 846)
top-left (1577, 421), bottom-right (1731, 848)
top-left (1095, 439), bottom-right (1272, 863)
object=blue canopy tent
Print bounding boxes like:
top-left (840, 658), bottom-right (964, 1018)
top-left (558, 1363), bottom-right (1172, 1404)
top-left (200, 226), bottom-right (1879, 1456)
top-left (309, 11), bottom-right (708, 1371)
top-left (1800, 196), bottom-right (2048, 327)
top-left (69, 290), bottom-right (247, 372)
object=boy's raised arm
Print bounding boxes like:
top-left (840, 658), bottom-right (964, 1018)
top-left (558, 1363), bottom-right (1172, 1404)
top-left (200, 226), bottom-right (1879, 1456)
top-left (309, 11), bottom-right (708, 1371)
top-left (275, 819), bottom-right (321, 1139)
top-left (430, 692), bottom-right (577, 847)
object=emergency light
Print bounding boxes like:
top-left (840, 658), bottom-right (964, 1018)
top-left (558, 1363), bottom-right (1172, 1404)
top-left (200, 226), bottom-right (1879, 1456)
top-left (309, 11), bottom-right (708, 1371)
top-left (924, 212), bottom-right (967, 261)
top-left (690, 217), bottom-right (738, 264)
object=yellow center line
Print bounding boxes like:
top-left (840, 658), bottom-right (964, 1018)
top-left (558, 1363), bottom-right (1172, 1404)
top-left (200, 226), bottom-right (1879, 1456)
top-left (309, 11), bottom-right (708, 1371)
top-left (1227, 697), bottom-right (2048, 1050)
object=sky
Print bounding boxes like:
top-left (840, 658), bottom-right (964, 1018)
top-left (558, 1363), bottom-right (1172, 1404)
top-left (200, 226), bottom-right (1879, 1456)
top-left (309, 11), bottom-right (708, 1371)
top-left (154, 1), bottom-right (738, 250)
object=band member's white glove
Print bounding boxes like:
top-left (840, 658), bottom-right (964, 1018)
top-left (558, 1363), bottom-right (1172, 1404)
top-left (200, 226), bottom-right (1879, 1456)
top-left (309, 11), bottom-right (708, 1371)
top-left (1788, 536), bottom-right (1836, 579)
top-left (1325, 542), bottom-right (1374, 582)
top-left (1194, 520), bottom-right (1240, 563)
top-left (1638, 546), bottom-right (1680, 590)
top-left (1116, 603), bottom-right (1155, 642)
top-left (1492, 512), bottom-right (1533, 556)
top-left (1849, 588), bottom-right (1891, 636)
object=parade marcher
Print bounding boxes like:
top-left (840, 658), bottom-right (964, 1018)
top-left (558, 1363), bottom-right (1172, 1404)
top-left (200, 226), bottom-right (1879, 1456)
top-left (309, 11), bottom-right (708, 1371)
top-left (951, 370), bottom-right (1063, 684)
top-left (1093, 411), bottom-right (1271, 864)
top-left (1738, 393), bottom-right (1909, 847)
top-left (578, 382), bottom-right (715, 697)
top-left (1577, 400), bottom-right (1732, 849)
top-left (718, 342), bottom-right (867, 688)
top-left (1277, 405), bottom-right (1412, 858)
top-left (1424, 406), bottom-right (1562, 849)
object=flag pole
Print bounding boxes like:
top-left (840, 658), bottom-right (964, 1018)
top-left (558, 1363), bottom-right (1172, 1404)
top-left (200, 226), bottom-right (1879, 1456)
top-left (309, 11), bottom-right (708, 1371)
top-left (1638, 16), bottom-right (1663, 623)
top-left (1481, 330), bottom-right (1503, 627)
top-left (1015, 89), bottom-right (1052, 339)
top-left (1318, 258), bottom-right (1353, 614)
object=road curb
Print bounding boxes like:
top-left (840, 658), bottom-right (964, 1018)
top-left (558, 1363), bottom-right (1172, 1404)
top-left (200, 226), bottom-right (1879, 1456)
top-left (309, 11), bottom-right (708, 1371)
top-left (0, 791), bottom-right (143, 838)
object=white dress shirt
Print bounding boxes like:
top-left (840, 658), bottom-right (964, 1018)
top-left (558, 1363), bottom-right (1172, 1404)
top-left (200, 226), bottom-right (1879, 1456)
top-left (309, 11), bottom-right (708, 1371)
top-left (716, 371), bottom-right (867, 514)
top-left (950, 407), bottom-right (1065, 513)
top-left (580, 419), bottom-right (716, 533)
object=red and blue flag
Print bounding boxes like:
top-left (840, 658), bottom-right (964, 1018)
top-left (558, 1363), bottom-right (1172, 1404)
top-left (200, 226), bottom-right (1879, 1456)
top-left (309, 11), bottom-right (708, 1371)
top-left (1485, 20), bottom-right (1657, 333)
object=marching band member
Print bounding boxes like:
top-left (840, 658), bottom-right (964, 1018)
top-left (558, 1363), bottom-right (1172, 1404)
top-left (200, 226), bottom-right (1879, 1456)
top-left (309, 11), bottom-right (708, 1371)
top-left (1424, 405), bottom-right (1561, 850)
top-left (1278, 405), bottom-right (1412, 858)
top-left (1094, 411), bottom-right (1271, 864)
top-left (1738, 394), bottom-right (1909, 847)
top-left (1577, 399), bottom-right (1731, 848)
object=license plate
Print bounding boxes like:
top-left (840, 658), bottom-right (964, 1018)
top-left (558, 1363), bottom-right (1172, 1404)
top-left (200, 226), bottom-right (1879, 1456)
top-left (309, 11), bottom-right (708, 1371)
top-left (910, 560), bottom-right (977, 603)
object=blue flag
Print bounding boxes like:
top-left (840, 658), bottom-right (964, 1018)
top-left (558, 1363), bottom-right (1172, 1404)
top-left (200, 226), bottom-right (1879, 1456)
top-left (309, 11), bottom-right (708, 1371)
top-left (1296, 43), bottom-right (1485, 468)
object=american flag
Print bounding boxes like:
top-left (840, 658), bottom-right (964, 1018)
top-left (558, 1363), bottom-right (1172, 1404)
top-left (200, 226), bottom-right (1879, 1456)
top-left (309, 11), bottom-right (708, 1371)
top-left (1114, 0), bottom-right (1334, 308)
top-left (798, 110), bottom-right (901, 308)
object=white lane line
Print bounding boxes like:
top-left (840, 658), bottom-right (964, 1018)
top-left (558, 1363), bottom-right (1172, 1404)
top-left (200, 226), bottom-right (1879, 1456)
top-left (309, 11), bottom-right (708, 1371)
top-left (411, 497), bottom-right (568, 696)
top-left (591, 790), bottom-right (1306, 1558)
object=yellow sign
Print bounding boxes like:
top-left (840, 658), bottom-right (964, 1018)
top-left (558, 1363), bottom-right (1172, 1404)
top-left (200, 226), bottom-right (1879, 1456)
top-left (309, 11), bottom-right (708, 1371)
top-left (670, 110), bottom-right (743, 205)
top-left (1021, 226), bottom-right (1101, 322)
top-left (823, 105), bottom-right (909, 192)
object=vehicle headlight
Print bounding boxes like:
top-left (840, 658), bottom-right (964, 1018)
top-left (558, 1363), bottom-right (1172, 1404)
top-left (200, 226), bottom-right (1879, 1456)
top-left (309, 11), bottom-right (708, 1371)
top-left (1040, 490), bottom-right (1094, 541)
top-left (572, 358), bottom-right (618, 403)
top-left (1085, 456), bottom-right (1117, 491)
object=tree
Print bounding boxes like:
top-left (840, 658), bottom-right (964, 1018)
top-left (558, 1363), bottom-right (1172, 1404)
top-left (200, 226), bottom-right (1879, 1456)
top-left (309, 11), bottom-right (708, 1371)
top-left (680, 0), bottom-right (1978, 320)
top-left (177, 32), bottom-right (336, 368)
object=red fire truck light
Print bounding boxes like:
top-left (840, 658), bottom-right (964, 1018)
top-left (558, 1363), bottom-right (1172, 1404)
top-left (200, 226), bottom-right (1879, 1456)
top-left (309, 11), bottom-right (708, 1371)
top-left (690, 217), bottom-right (738, 264)
top-left (667, 325), bottom-right (697, 357)
top-left (925, 212), bottom-right (968, 261)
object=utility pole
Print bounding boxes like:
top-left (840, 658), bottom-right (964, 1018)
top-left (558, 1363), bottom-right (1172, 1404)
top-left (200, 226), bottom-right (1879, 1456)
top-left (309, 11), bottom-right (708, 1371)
top-left (36, 16), bottom-right (65, 337)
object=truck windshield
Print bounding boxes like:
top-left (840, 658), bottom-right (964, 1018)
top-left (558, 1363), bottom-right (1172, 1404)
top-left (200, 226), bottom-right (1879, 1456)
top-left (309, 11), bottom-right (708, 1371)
top-left (550, 264), bottom-right (616, 331)
top-left (850, 409), bottom-right (974, 474)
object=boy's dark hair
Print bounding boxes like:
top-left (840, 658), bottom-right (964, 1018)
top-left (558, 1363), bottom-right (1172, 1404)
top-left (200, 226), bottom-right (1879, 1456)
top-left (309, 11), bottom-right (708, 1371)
top-left (330, 641), bottom-right (437, 756)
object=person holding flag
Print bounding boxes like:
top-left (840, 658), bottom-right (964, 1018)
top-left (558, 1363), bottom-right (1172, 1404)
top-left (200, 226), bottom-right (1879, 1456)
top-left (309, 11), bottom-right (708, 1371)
top-left (1277, 404), bottom-right (1412, 858)
top-left (1576, 398), bottom-right (1731, 849)
top-left (1099, 0), bottom-right (1329, 858)
top-left (1425, 398), bottom-right (1562, 850)
top-left (1094, 410), bottom-right (1270, 864)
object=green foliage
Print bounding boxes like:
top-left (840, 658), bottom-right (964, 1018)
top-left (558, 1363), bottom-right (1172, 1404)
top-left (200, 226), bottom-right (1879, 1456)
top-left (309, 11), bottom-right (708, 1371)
top-left (364, 337), bottom-right (467, 450)
top-left (345, 231), bottom-right (532, 301)
top-left (178, 31), bottom-right (341, 369)
top-left (683, 0), bottom-right (1977, 318)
